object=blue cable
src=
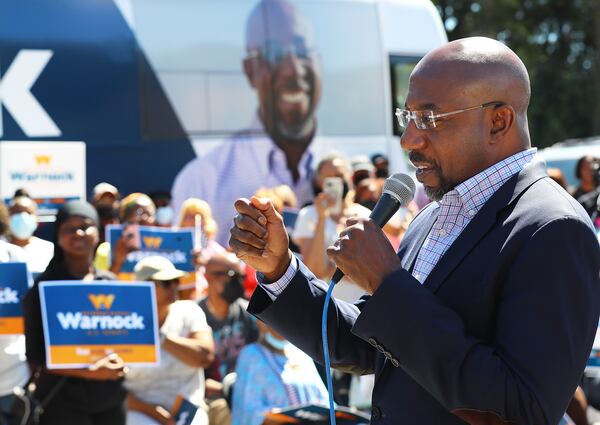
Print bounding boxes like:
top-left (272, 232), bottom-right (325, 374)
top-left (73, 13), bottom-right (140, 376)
top-left (322, 279), bottom-right (337, 425)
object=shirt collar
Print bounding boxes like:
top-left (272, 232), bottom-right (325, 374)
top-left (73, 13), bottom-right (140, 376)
top-left (439, 148), bottom-right (538, 214)
top-left (250, 111), bottom-right (315, 181)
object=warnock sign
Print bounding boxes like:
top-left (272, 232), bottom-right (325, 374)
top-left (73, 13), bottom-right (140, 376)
top-left (39, 281), bottom-right (159, 369)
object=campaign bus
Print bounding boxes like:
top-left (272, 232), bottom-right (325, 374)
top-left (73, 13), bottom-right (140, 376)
top-left (0, 0), bottom-right (446, 228)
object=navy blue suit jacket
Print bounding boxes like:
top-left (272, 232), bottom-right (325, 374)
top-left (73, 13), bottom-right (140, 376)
top-left (248, 162), bottom-right (600, 424)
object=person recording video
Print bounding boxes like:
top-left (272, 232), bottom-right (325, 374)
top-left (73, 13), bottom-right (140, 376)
top-left (229, 37), bottom-right (600, 424)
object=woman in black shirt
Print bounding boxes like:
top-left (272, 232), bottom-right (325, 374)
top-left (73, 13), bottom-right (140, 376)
top-left (23, 200), bottom-right (127, 425)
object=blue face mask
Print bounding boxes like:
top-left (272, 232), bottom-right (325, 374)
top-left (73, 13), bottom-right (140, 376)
top-left (265, 332), bottom-right (289, 351)
top-left (156, 206), bottom-right (174, 225)
top-left (10, 212), bottom-right (37, 240)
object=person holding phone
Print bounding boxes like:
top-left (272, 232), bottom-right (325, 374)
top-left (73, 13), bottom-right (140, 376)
top-left (98, 193), bottom-right (157, 274)
top-left (292, 154), bottom-right (369, 302)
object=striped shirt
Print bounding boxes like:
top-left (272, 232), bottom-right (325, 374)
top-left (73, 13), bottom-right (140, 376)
top-left (259, 148), bottom-right (537, 299)
top-left (171, 114), bottom-right (315, 246)
top-left (412, 148), bottom-right (537, 283)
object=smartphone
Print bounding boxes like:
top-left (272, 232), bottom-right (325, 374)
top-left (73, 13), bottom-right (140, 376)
top-left (323, 177), bottom-right (344, 215)
top-left (121, 223), bottom-right (141, 251)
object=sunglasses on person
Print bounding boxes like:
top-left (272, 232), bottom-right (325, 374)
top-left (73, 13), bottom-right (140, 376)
top-left (247, 38), bottom-right (316, 66)
top-left (61, 223), bottom-right (97, 236)
top-left (395, 101), bottom-right (505, 131)
top-left (206, 269), bottom-right (245, 279)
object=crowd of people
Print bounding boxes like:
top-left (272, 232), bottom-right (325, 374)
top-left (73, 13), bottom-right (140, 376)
top-left (0, 153), bottom-right (402, 425)
top-left (0, 148), bottom-right (599, 425)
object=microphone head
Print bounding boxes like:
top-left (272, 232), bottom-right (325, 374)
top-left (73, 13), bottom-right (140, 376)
top-left (382, 173), bottom-right (416, 206)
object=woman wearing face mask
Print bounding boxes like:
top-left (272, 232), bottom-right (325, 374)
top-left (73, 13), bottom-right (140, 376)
top-left (7, 196), bottom-right (54, 275)
top-left (150, 190), bottom-right (175, 228)
top-left (22, 200), bottom-right (127, 425)
top-left (125, 256), bottom-right (214, 425)
top-left (231, 321), bottom-right (329, 425)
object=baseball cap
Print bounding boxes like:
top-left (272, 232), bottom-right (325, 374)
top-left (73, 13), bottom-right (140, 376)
top-left (93, 182), bottom-right (120, 200)
top-left (351, 155), bottom-right (375, 173)
top-left (134, 256), bottom-right (185, 282)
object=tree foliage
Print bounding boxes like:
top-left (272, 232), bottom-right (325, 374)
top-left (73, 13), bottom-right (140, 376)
top-left (432, 0), bottom-right (600, 148)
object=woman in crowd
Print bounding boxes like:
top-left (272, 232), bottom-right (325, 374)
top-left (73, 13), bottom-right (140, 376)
top-left (292, 154), bottom-right (370, 301)
top-left (23, 200), bottom-right (127, 425)
top-left (573, 155), bottom-right (598, 199)
top-left (7, 195), bottom-right (54, 275)
top-left (94, 192), bottom-right (158, 273)
top-left (178, 198), bottom-right (226, 297)
top-left (125, 255), bottom-right (214, 425)
top-left (231, 321), bottom-right (329, 425)
top-left (178, 198), bottom-right (225, 260)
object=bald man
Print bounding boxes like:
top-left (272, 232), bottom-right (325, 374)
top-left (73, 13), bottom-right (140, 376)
top-left (172, 0), bottom-right (321, 246)
top-left (230, 37), bottom-right (600, 424)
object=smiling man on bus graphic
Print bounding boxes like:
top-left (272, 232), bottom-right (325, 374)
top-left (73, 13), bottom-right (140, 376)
top-left (171, 0), bottom-right (322, 246)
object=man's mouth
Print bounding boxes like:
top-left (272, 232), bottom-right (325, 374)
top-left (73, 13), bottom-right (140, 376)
top-left (280, 90), bottom-right (309, 104)
top-left (412, 162), bottom-right (436, 178)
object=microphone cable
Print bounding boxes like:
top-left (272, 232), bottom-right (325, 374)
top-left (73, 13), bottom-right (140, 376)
top-left (321, 278), bottom-right (337, 425)
top-left (319, 173), bottom-right (415, 425)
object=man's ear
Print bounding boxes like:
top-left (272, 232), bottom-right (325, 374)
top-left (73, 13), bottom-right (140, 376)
top-left (243, 58), bottom-right (256, 88)
top-left (489, 105), bottom-right (515, 142)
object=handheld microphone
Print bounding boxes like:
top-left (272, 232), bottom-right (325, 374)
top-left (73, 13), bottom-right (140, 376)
top-left (330, 173), bottom-right (416, 284)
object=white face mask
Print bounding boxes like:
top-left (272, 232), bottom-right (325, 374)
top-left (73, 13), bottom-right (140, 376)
top-left (10, 212), bottom-right (38, 240)
top-left (156, 206), bottom-right (174, 225)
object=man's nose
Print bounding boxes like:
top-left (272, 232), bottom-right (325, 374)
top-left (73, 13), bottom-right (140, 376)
top-left (278, 53), bottom-right (306, 79)
top-left (400, 121), bottom-right (426, 152)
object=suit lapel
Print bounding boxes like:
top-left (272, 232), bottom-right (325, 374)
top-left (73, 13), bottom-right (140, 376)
top-left (423, 161), bottom-right (548, 294)
top-left (398, 203), bottom-right (440, 272)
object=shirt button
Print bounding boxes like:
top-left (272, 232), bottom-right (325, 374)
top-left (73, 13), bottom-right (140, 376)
top-left (468, 210), bottom-right (476, 216)
top-left (438, 228), bottom-right (447, 236)
top-left (372, 406), bottom-right (382, 421)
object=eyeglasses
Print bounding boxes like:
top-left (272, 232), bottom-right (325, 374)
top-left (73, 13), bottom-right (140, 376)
top-left (247, 38), bottom-right (315, 66)
top-left (60, 223), bottom-right (97, 236)
top-left (206, 269), bottom-right (245, 279)
top-left (395, 101), bottom-right (505, 131)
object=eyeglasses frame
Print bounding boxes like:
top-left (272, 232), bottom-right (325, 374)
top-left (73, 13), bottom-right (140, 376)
top-left (395, 101), bottom-right (505, 130)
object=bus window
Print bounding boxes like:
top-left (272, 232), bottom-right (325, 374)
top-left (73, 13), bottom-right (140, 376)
top-left (390, 55), bottom-right (421, 136)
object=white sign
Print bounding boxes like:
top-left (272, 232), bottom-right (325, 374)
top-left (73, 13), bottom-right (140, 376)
top-left (0, 141), bottom-right (85, 201)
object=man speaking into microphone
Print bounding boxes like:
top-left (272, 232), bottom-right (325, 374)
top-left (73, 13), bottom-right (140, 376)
top-left (229, 37), bottom-right (600, 424)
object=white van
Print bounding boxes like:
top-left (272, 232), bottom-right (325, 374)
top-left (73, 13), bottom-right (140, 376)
top-left (0, 0), bottom-right (446, 211)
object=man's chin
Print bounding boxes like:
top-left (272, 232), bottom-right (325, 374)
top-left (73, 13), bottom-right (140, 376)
top-left (424, 185), bottom-right (445, 202)
top-left (276, 117), bottom-right (315, 141)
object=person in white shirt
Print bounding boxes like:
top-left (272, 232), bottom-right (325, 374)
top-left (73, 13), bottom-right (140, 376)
top-left (0, 202), bottom-right (30, 423)
top-left (7, 196), bottom-right (54, 276)
top-left (171, 0), bottom-right (322, 246)
top-left (292, 154), bottom-right (370, 302)
top-left (125, 256), bottom-right (215, 425)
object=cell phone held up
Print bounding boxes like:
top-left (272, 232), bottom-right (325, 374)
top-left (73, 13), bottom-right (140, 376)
top-left (323, 177), bottom-right (344, 216)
